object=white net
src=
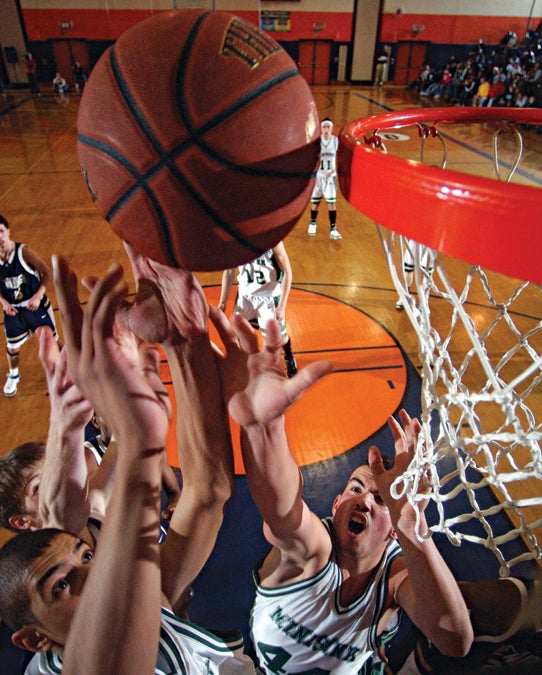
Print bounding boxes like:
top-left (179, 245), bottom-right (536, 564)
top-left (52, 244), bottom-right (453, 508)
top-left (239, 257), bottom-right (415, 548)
top-left (370, 118), bottom-right (542, 576)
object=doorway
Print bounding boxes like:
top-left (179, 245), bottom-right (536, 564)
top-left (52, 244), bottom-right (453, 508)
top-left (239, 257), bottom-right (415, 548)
top-left (298, 40), bottom-right (332, 85)
top-left (51, 39), bottom-right (90, 87)
top-left (393, 41), bottom-right (429, 86)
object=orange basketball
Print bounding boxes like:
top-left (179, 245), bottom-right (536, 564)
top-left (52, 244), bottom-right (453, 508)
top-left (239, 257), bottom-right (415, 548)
top-left (77, 9), bottom-right (320, 271)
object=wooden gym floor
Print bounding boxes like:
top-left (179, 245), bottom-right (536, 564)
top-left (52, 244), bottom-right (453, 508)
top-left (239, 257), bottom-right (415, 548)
top-left (0, 83), bottom-right (541, 574)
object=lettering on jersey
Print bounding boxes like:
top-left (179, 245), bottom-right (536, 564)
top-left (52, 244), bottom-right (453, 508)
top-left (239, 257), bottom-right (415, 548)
top-left (4, 274), bottom-right (25, 302)
top-left (269, 606), bottom-right (361, 663)
top-left (222, 18), bottom-right (281, 69)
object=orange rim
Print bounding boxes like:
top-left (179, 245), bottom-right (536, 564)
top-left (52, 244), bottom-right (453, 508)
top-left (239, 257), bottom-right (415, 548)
top-left (339, 107), bottom-right (542, 284)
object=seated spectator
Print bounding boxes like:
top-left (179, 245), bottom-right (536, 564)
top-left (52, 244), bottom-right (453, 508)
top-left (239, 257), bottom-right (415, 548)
top-left (472, 76), bottom-right (491, 106)
top-left (487, 78), bottom-right (507, 106)
top-left (458, 74), bottom-right (477, 105)
top-left (433, 68), bottom-right (452, 100)
top-left (408, 64), bottom-right (433, 92)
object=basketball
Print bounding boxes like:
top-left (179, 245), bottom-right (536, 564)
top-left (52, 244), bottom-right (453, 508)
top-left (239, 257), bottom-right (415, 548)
top-left (77, 9), bottom-right (320, 271)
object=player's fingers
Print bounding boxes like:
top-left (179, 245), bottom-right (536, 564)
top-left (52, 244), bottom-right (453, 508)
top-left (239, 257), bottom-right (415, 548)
top-left (368, 445), bottom-right (386, 476)
top-left (81, 269), bottom-right (127, 372)
top-left (283, 360), bottom-right (332, 401)
top-left (52, 255), bottom-right (83, 356)
top-left (89, 278), bottom-right (128, 346)
top-left (262, 319), bottom-right (283, 355)
top-left (388, 414), bottom-right (411, 457)
top-left (84, 263), bottom-right (124, 326)
top-left (208, 305), bottom-right (236, 348)
top-left (81, 275), bottom-right (98, 292)
top-left (231, 313), bottom-right (259, 354)
top-left (138, 343), bottom-right (172, 419)
top-left (37, 326), bottom-right (59, 376)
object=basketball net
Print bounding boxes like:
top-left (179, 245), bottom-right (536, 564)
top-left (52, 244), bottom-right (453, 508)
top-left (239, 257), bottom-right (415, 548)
top-left (340, 109), bottom-right (542, 576)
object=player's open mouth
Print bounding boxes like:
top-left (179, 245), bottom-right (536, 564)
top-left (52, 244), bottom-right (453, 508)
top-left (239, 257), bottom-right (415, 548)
top-left (348, 515), bottom-right (366, 534)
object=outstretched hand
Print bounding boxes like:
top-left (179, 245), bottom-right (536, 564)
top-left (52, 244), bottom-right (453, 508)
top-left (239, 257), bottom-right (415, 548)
top-left (52, 255), bottom-right (170, 447)
top-left (368, 409), bottom-right (423, 521)
top-left (38, 327), bottom-right (93, 430)
top-left (209, 307), bottom-right (332, 427)
top-left (109, 243), bottom-right (208, 346)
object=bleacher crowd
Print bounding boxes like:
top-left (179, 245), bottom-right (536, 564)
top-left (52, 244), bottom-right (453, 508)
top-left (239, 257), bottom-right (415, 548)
top-left (408, 25), bottom-right (542, 123)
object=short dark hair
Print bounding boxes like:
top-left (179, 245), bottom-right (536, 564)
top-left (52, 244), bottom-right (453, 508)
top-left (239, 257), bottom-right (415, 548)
top-left (0, 442), bottom-right (45, 531)
top-left (0, 528), bottom-right (63, 630)
top-left (0, 215), bottom-right (9, 229)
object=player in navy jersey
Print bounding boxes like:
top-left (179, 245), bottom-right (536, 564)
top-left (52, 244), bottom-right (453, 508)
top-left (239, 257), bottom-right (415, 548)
top-left (308, 118), bottom-right (342, 240)
top-left (0, 215), bottom-right (59, 397)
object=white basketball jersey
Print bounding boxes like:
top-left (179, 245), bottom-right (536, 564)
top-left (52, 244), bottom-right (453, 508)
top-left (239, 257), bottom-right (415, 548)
top-left (237, 250), bottom-right (281, 298)
top-left (251, 523), bottom-right (402, 674)
top-left (25, 607), bottom-right (256, 675)
top-left (317, 135), bottom-right (339, 177)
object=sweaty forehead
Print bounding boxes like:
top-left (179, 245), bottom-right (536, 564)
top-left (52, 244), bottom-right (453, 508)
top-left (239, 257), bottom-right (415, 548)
top-left (27, 532), bottom-right (80, 584)
top-left (350, 465), bottom-right (374, 483)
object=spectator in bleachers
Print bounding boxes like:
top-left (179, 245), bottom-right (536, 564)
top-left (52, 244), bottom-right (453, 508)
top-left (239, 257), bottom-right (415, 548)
top-left (487, 78), bottom-right (506, 106)
top-left (472, 76), bottom-right (491, 106)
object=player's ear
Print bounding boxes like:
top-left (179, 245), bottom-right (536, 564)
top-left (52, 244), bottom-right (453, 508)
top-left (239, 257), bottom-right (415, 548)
top-left (12, 625), bottom-right (59, 653)
top-left (8, 513), bottom-right (39, 531)
top-left (388, 526), bottom-right (398, 540)
top-left (331, 494), bottom-right (342, 514)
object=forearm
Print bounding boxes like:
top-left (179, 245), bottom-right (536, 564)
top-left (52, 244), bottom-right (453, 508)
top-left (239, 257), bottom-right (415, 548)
top-left (241, 416), bottom-right (305, 540)
top-left (394, 513), bottom-right (473, 656)
top-left (63, 439), bottom-right (163, 675)
top-left (40, 423), bottom-right (90, 533)
top-left (218, 269), bottom-right (234, 310)
top-left (160, 336), bottom-right (234, 608)
top-left (164, 336), bottom-right (233, 498)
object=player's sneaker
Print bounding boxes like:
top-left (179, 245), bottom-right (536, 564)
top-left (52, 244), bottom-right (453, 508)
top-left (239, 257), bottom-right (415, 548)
top-left (395, 298), bottom-right (404, 310)
top-left (329, 228), bottom-right (342, 240)
top-left (285, 355), bottom-right (298, 379)
top-left (3, 373), bottom-right (20, 397)
top-left (308, 222), bottom-right (317, 236)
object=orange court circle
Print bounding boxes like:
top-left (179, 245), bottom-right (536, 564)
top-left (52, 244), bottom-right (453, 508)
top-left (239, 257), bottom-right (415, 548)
top-left (163, 287), bottom-right (408, 473)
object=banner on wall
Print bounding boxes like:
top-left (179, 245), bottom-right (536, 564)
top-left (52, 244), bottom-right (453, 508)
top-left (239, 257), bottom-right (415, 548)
top-left (261, 11), bottom-right (291, 32)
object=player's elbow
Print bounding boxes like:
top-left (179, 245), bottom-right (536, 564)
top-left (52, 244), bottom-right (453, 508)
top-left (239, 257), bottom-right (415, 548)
top-left (196, 475), bottom-right (234, 511)
top-left (434, 625), bottom-right (473, 658)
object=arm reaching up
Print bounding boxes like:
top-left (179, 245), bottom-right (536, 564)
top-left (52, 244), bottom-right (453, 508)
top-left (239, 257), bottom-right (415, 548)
top-left (210, 309), bottom-right (333, 581)
top-left (370, 410), bottom-right (473, 657)
top-left (117, 244), bottom-right (235, 615)
top-left (52, 256), bottom-right (169, 675)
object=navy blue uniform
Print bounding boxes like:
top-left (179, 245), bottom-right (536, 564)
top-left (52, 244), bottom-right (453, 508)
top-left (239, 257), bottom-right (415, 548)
top-left (0, 243), bottom-right (57, 350)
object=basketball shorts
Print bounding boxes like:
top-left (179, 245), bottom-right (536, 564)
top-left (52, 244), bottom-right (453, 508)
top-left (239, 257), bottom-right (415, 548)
top-left (3, 297), bottom-right (58, 350)
top-left (235, 294), bottom-right (287, 340)
top-left (311, 173), bottom-right (337, 205)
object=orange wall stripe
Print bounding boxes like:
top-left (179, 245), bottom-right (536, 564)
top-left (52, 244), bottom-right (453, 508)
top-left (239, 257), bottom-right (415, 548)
top-left (21, 9), bottom-right (352, 42)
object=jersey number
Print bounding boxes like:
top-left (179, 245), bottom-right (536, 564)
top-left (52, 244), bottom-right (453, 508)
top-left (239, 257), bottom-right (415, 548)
top-left (243, 269), bottom-right (266, 285)
top-left (257, 642), bottom-right (329, 674)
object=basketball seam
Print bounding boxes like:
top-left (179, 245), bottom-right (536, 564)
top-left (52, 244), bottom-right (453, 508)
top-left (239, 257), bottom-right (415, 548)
top-left (79, 12), bottom-right (314, 266)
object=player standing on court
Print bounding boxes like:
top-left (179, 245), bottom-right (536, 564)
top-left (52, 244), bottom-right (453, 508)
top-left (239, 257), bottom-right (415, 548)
top-left (308, 118), bottom-right (342, 240)
top-left (219, 241), bottom-right (298, 378)
top-left (0, 215), bottom-right (60, 397)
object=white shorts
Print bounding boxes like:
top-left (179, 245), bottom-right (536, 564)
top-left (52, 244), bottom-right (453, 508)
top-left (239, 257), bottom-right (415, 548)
top-left (235, 295), bottom-right (287, 339)
top-left (311, 174), bottom-right (337, 204)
